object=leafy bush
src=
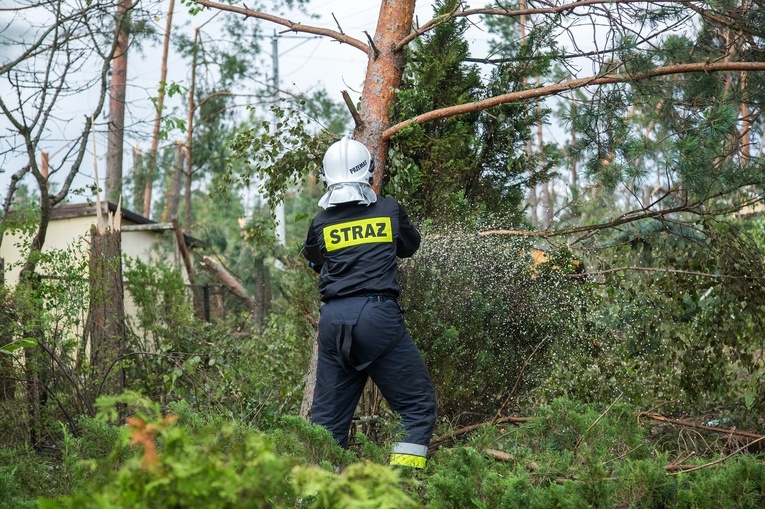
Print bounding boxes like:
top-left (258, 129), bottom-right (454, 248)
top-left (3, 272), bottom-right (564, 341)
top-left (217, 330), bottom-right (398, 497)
top-left (38, 393), bottom-right (418, 509)
top-left (543, 217), bottom-right (765, 418)
top-left (400, 232), bottom-right (592, 419)
top-left (122, 257), bottom-right (314, 427)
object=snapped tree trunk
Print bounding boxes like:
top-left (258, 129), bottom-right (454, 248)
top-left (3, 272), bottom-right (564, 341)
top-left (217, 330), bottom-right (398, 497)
top-left (86, 223), bottom-right (126, 402)
top-left (299, 334), bottom-right (319, 420)
top-left (200, 255), bottom-right (255, 309)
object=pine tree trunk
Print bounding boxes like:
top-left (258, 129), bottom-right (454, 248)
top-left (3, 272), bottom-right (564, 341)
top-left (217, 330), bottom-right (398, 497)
top-left (162, 140), bottom-right (185, 222)
top-left (520, 0), bottom-right (538, 226)
top-left (86, 224), bottom-right (126, 401)
top-left (251, 258), bottom-right (271, 328)
top-left (357, 0), bottom-right (415, 192)
top-left (537, 99), bottom-right (552, 227)
top-left (184, 28), bottom-right (199, 236)
top-left (106, 0), bottom-right (131, 204)
top-left (132, 144), bottom-right (143, 213)
top-left (569, 116), bottom-right (578, 217)
top-left (740, 71), bottom-right (750, 162)
top-left (527, 139), bottom-right (538, 227)
top-left (24, 341), bottom-right (44, 448)
top-left (144, 0), bottom-right (176, 218)
top-left (0, 355), bottom-right (13, 401)
top-left (299, 334), bottom-right (319, 420)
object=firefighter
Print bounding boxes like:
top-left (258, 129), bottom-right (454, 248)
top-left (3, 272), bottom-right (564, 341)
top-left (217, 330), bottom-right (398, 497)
top-left (302, 136), bottom-right (437, 469)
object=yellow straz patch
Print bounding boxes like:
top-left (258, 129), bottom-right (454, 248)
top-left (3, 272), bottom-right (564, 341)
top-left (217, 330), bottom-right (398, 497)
top-left (323, 217), bottom-right (393, 252)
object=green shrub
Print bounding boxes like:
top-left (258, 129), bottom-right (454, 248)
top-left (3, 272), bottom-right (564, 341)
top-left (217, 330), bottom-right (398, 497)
top-left (400, 233), bottom-right (593, 419)
top-left (269, 415), bottom-right (355, 468)
top-left (38, 393), bottom-right (418, 509)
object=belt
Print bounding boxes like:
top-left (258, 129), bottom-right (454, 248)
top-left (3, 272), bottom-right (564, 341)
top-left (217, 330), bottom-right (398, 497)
top-left (366, 294), bottom-right (397, 302)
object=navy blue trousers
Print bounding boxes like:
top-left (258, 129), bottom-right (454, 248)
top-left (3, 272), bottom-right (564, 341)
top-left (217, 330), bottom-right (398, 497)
top-left (311, 296), bottom-right (437, 449)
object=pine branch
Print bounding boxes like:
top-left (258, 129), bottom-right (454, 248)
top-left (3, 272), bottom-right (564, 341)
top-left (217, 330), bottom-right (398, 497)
top-left (397, 0), bottom-right (698, 51)
top-left (492, 338), bottom-right (548, 423)
top-left (666, 436), bottom-right (765, 475)
top-left (383, 61), bottom-right (765, 140)
top-left (430, 416), bottom-right (531, 449)
top-left (573, 393), bottom-right (623, 454)
top-left (583, 266), bottom-right (765, 282)
top-left (341, 90), bottom-right (363, 130)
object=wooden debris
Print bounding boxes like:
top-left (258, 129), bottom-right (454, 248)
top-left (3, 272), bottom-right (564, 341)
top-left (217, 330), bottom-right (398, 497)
top-left (430, 415), bottom-right (531, 449)
top-left (200, 255), bottom-right (255, 309)
top-left (485, 448), bottom-right (513, 462)
top-left (638, 412), bottom-right (765, 440)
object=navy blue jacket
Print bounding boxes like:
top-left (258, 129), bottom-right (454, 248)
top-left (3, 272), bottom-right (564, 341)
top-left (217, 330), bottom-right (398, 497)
top-left (302, 196), bottom-right (420, 302)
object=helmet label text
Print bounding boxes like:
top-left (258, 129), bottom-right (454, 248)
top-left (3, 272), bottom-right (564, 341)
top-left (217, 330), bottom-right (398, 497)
top-left (349, 159), bottom-right (368, 174)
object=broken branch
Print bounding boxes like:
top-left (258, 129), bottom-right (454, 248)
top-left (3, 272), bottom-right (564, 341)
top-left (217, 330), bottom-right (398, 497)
top-left (200, 255), bottom-right (255, 309)
top-left (430, 415), bottom-right (531, 449)
top-left (638, 412), bottom-right (765, 441)
top-left (341, 90), bottom-right (363, 130)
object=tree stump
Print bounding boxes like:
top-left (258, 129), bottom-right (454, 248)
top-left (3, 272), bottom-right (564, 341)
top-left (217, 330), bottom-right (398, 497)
top-left (85, 224), bottom-right (126, 403)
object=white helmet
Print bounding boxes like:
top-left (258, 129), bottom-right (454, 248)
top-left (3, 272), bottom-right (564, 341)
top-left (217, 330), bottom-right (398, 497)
top-left (321, 137), bottom-right (374, 188)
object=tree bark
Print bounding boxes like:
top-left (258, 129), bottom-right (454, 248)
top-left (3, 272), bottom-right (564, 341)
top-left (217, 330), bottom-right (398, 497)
top-left (251, 257), bottom-right (271, 328)
top-left (144, 0), bottom-right (176, 218)
top-left (299, 334), bottom-right (319, 420)
top-left (183, 29), bottom-right (199, 236)
top-left (355, 0), bottom-right (416, 193)
top-left (106, 0), bottom-right (132, 204)
top-left (132, 144), bottom-right (143, 213)
top-left (0, 295), bottom-right (16, 401)
top-left (86, 223), bottom-right (126, 401)
top-left (161, 140), bottom-right (185, 222)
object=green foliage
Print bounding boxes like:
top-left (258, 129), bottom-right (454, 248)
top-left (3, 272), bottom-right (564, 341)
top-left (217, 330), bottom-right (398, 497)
top-left (293, 462), bottom-right (420, 509)
top-left (425, 398), bottom-right (765, 509)
top-left (389, 0), bottom-right (532, 223)
top-left (123, 258), bottom-right (196, 353)
top-left (42, 400), bottom-right (295, 508)
top-left (226, 102), bottom-right (333, 213)
top-left (121, 248), bottom-right (318, 426)
top-left (0, 336), bottom-right (37, 355)
top-left (670, 456), bottom-right (765, 509)
top-left (0, 232), bottom-right (96, 447)
top-left (400, 231), bottom-right (591, 418)
top-left (179, 0), bottom-right (205, 16)
top-left (298, 89), bottom-right (351, 136)
top-left (3, 396), bottom-right (765, 508)
top-left (37, 395), bottom-right (417, 509)
top-left (0, 413), bottom-right (127, 509)
top-left (269, 415), bottom-right (355, 467)
top-left (545, 216), bottom-right (765, 417)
